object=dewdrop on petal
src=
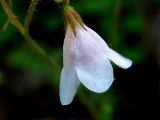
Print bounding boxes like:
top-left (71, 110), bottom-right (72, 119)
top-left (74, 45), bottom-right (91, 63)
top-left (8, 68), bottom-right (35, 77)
top-left (60, 6), bottom-right (132, 105)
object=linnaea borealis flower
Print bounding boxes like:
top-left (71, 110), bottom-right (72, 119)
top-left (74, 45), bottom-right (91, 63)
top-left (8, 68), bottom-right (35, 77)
top-left (60, 6), bottom-right (132, 105)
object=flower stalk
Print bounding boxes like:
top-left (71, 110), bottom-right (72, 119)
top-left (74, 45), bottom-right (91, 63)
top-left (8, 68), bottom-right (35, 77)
top-left (0, 0), bottom-right (59, 71)
top-left (63, 6), bottom-right (86, 36)
top-left (2, 0), bottom-right (12, 31)
top-left (24, 0), bottom-right (40, 29)
top-left (0, 0), bottom-right (24, 33)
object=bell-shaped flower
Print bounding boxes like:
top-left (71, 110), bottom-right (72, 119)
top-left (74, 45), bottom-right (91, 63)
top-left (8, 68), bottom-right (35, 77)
top-left (60, 6), bottom-right (132, 105)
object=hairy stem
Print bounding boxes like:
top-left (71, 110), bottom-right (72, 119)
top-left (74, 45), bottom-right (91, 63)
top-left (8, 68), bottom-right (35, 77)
top-left (2, 0), bottom-right (12, 31)
top-left (1, 0), bottom-right (24, 33)
top-left (0, 0), bottom-right (59, 71)
top-left (2, 19), bottom-right (10, 31)
top-left (24, 0), bottom-right (40, 29)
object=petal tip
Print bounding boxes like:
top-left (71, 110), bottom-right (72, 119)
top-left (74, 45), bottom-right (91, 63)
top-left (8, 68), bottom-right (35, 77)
top-left (60, 98), bottom-right (72, 105)
top-left (87, 77), bottom-right (114, 93)
top-left (107, 48), bottom-right (133, 69)
top-left (122, 59), bottom-right (132, 69)
top-left (89, 84), bottom-right (113, 93)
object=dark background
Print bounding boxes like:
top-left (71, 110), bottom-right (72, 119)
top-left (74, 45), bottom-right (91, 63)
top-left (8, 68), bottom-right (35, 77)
top-left (0, 0), bottom-right (159, 119)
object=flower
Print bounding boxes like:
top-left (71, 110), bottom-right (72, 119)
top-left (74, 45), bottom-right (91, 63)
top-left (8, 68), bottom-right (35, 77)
top-left (60, 24), bottom-right (132, 105)
top-left (60, 6), bottom-right (132, 105)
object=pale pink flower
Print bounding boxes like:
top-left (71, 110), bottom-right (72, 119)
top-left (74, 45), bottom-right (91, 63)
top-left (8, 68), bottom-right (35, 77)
top-left (60, 24), bottom-right (132, 105)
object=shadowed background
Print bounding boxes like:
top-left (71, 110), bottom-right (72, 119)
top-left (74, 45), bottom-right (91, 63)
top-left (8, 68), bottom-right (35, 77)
top-left (0, 0), bottom-right (159, 119)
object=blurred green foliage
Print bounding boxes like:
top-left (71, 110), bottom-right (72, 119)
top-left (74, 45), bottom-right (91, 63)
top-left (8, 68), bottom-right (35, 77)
top-left (0, 0), bottom-right (158, 119)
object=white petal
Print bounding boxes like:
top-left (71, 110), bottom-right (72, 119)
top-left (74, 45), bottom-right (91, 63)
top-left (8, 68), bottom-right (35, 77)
top-left (106, 48), bottom-right (132, 69)
top-left (60, 25), bottom-right (82, 105)
top-left (85, 25), bottom-right (109, 48)
top-left (60, 68), bottom-right (80, 105)
top-left (73, 26), bottom-right (114, 93)
top-left (83, 25), bottom-right (132, 69)
top-left (76, 57), bottom-right (114, 93)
